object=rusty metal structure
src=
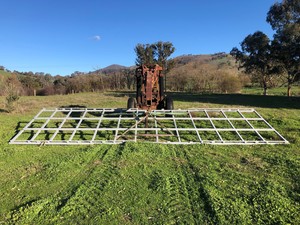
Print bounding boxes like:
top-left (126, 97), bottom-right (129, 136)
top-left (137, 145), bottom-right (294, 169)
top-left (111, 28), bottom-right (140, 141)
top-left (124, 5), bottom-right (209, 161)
top-left (127, 64), bottom-right (173, 110)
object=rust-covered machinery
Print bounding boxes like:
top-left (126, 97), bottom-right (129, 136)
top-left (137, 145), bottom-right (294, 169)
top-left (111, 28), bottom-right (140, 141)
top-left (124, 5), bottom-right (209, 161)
top-left (127, 64), bottom-right (173, 110)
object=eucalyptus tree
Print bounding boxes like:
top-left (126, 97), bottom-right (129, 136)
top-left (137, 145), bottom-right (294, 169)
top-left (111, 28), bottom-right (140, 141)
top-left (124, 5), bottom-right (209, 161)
top-left (134, 41), bottom-right (175, 70)
top-left (230, 31), bottom-right (274, 95)
top-left (267, 0), bottom-right (300, 96)
top-left (152, 41), bottom-right (175, 70)
top-left (134, 43), bottom-right (156, 66)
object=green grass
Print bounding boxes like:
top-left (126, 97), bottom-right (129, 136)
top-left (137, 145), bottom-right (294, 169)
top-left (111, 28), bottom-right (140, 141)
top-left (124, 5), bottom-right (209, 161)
top-left (242, 85), bottom-right (300, 96)
top-left (0, 92), bottom-right (299, 224)
top-left (0, 70), bottom-right (12, 77)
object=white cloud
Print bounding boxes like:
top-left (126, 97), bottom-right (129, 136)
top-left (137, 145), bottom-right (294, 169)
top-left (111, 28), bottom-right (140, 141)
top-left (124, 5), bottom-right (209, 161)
top-left (92, 35), bottom-right (101, 41)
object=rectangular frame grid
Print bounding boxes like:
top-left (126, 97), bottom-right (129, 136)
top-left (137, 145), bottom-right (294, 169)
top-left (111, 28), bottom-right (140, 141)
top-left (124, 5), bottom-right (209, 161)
top-left (9, 108), bottom-right (289, 145)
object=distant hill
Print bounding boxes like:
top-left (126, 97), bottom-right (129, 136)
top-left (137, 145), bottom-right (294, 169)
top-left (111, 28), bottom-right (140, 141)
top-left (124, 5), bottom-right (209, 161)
top-left (97, 64), bottom-right (129, 74)
top-left (169, 53), bottom-right (238, 75)
top-left (90, 53), bottom-right (235, 75)
top-left (171, 52), bottom-right (235, 68)
top-left (171, 54), bottom-right (213, 66)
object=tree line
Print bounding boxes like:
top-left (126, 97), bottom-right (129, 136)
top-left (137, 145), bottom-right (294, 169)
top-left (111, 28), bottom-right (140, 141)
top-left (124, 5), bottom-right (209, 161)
top-left (0, 68), bottom-right (136, 97)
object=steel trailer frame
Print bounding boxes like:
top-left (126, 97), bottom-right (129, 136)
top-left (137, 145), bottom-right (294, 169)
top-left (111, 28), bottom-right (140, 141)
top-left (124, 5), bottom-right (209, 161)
top-left (9, 108), bottom-right (289, 145)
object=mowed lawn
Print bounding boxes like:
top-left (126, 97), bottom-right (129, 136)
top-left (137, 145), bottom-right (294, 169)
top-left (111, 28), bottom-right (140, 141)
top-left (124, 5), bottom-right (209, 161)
top-left (0, 92), bottom-right (299, 224)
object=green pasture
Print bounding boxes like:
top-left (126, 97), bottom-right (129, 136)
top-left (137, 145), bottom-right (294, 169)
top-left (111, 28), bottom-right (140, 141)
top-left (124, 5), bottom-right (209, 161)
top-left (242, 85), bottom-right (300, 96)
top-left (0, 70), bottom-right (12, 78)
top-left (0, 92), bottom-right (299, 224)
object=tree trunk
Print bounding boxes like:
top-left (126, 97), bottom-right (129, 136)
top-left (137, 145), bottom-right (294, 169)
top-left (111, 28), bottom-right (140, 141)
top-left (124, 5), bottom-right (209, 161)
top-left (263, 82), bottom-right (267, 96)
top-left (263, 88), bottom-right (267, 96)
top-left (287, 84), bottom-right (291, 97)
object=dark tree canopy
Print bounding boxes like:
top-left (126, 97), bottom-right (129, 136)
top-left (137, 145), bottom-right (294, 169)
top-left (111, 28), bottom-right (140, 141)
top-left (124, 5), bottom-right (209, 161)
top-left (230, 31), bottom-right (274, 95)
top-left (230, 31), bottom-right (271, 68)
top-left (134, 41), bottom-right (175, 68)
top-left (241, 32), bottom-right (270, 56)
top-left (267, 0), bottom-right (300, 96)
top-left (153, 41), bottom-right (175, 68)
top-left (134, 44), bottom-right (156, 66)
top-left (232, 0), bottom-right (300, 96)
top-left (267, 0), bottom-right (300, 32)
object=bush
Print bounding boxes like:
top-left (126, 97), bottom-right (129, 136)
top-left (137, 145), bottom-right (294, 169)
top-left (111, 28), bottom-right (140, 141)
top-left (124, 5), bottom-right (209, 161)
top-left (37, 86), bottom-right (55, 96)
top-left (4, 75), bottom-right (22, 112)
top-left (219, 75), bottom-right (242, 93)
top-left (5, 90), bottom-right (20, 112)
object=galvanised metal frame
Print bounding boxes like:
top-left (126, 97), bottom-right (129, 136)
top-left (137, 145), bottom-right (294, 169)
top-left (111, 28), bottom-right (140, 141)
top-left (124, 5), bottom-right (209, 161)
top-left (9, 108), bottom-right (289, 145)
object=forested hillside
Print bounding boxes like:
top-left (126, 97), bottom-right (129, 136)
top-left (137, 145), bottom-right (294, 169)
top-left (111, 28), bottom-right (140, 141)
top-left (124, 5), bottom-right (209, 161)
top-left (167, 53), bottom-right (246, 93)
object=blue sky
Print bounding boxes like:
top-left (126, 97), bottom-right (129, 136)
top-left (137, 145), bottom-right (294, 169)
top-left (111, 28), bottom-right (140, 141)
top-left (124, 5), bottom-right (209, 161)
top-left (1, 0), bottom-right (277, 75)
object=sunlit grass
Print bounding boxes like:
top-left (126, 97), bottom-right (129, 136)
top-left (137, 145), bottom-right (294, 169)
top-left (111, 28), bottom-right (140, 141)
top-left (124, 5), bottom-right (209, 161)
top-left (0, 91), bottom-right (299, 224)
top-left (242, 85), bottom-right (300, 96)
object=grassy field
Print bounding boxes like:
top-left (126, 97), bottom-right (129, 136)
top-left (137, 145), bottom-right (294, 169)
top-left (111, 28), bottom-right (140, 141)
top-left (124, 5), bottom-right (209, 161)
top-left (242, 86), bottom-right (300, 96)
top-left (0, 92), bottom-right (299, 224)
top-left (0, 70), bottom-right (12, 77)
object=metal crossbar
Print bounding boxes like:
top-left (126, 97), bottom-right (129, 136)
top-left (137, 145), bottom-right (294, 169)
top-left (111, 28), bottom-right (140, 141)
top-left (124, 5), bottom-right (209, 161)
top-left (9, 108), bottom-right (289, 145)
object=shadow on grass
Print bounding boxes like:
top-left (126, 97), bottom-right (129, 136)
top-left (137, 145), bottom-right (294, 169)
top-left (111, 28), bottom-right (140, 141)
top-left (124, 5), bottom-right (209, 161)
top-left (169, 93), bottom-right (300, 109)
top-left (0, 108), bottom-right (8, 113)
top-left (106, 91), bottom-right (300, 109)
top-left (9, 121), bottom-right (31, 142)
top-left (104, 91), bottom-right (135, 98)
top-left (15, 121), bottom-right (28, 133)
top-left (60, 104), bottom-right (87, 110)
top-left (60, 105), bottom-right (87, 117)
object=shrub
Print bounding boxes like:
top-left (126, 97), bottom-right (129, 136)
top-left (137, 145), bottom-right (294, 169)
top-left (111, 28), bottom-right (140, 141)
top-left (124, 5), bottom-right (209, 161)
top-left (37, 86), bottom-right (56, 96)
top-left (4, 75), bottom-right (22, 112)
top-left (5, 91), bottom-right (20, 112)
top-left (219, 75), bottom-right (242, 93)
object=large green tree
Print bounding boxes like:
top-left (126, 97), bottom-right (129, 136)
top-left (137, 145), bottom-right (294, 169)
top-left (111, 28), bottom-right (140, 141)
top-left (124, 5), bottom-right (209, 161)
top-left (267, 0), bottom-right (300, 96)
top-left (134, 41), bottom-right (175, 69)
top-left (232, 0), bottom-right (299, 96)
top-left (230, 31), bottom-right (274, 95)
